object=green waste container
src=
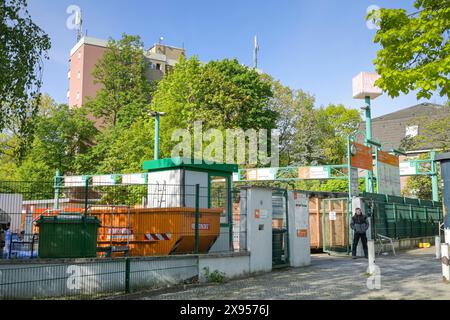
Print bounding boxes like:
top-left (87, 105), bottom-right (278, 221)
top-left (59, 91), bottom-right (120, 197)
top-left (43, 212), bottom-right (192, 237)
top-left (36, 213), bottom-right (100, 258)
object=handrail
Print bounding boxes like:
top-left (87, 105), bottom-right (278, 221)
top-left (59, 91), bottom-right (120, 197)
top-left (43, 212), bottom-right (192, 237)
top-left (376, 234), bottom-right (396, 256)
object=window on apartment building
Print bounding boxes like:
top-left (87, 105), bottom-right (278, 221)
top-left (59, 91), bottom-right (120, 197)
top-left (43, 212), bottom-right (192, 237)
top-left (76, 92), bottom-right (80, 100)
top-left (77, 71), bottom-right (81, 79)
top-left (405, 125), bottom-right (419, 138)
top-left (78, 52), bottom-right (81, 59)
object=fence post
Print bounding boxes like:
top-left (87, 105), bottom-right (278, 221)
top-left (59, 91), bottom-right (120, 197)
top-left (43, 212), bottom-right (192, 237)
top-left (84, 177), bottom-right (89, 216)
top-left (409, 204), bottom-right (413, 237)
top-left (125, 257), bottom-right (131, 293)
top-left (393, 203), bottom-right (397, 239)
top-left (194, 184), bottom-right (200, 254)
top-left (53, 170), bottom-right (61, 210)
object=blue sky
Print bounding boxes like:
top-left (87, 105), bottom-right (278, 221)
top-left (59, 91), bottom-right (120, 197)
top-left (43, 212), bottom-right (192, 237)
top-left (28, 0), bottom-right (446, 118)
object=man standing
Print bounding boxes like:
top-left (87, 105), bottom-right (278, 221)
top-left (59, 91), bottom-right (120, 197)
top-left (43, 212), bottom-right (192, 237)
top-left (351, 208), bottom-right (369, 259)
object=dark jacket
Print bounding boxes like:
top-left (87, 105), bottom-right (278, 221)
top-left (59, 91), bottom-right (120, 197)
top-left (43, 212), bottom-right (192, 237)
top-left (351, 214), bottom-right (369, 234)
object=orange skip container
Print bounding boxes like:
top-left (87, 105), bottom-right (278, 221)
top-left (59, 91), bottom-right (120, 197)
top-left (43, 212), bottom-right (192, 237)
top-left (90, 207), bottom-right (222, 256)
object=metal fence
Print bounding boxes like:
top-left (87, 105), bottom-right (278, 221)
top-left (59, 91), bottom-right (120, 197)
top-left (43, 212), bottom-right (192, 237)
top-left (0, 256), bottom-right (199, 299)
top-left (363, 193), bottom-right (443, 240)
top-left (0, 179), bottom-right (248, 299)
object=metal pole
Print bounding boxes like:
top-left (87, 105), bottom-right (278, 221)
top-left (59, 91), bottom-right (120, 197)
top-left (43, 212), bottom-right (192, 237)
top-left (84, 177), bottom-right (89, 216)
top-left (365, 96), bottom-right (374, 193)
top-left (125, 257), bottom-right (131, 293)
top-left (154, 112), bottom-right (160, 160)
top-left (347, 136), bottom-right (353, 254)
top-left (431, 151), bottom-right (439, 201)
top-left (53, 170), bottom-right (61, 210)
top-left (195, 184), bottom-right (200, 254)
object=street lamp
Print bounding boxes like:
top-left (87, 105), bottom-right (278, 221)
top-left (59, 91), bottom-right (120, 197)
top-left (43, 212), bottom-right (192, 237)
top-left (149, 111), bottom-right (167, 160)
top-left (352, 72), bottom-right (382, 193)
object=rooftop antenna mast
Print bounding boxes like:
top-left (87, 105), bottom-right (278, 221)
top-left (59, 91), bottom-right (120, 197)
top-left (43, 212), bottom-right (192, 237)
top-left (253, 35), bottom-right (259, 69)
top-left (75, 9), bottom-right (83, 42)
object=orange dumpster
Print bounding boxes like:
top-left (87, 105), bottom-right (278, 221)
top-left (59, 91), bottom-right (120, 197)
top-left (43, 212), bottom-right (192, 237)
top-left (89, 207), bottom-right (222, 257)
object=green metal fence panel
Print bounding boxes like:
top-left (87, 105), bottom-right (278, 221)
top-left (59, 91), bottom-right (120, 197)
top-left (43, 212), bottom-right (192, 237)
top-left (384, 203), bottom-right (397, 238)
top-left (404, 198), bottom-right (420, 206)
top-left (419, 199), bottom-right (434, 207)
top-left (362, 192), bottom-right (387, 203)
top-left (386, 195), bottom-right (405, 204)
top-left (414, 206), bottom-right (428, 237)
top-left (395, 204), bottom-right (412, 239)
top-left (370, 201), bottom-right (388, 238)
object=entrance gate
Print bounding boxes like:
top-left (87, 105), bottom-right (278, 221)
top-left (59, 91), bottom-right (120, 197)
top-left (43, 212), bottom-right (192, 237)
top-left (322, 198), bottom-right (351, 255)
top-left (272, 190), bottom-right (290, 267)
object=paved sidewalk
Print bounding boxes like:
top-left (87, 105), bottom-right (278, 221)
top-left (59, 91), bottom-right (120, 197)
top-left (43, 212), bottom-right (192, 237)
top-left (127, 247), bottom-right (449, 300)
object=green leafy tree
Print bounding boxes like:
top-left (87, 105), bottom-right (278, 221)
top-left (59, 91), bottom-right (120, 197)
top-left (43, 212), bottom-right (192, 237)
top-left (1, 0), bottom-right (51, 157)
top-left (87, 34), bottom-right (155, 128)
top-left (290, 100), bottom-right (325, 166)
top-left (316, 104), bottom-right (361, 164)
top-left (75, 119), bottom-right (153, 175)
top-left (151, 57), bottom-right (277, 160)
top-left (0, 95), bottom-right (97, 180)
top-left (370, 0), bottom-right (450, 99)
top-left (268, 78), bottom-right (307, 166)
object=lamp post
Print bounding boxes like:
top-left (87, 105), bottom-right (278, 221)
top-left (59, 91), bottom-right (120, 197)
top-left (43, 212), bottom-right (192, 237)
top-left (149, 111), bottom-right (166, 160)
top-left (352, 72), bottom-right (382, 193)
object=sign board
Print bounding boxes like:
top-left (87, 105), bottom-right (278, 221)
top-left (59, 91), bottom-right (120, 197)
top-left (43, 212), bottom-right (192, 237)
top-left (376, 150), bottom-right (401, 196)
top-left (400, 162), bottom-right (418, 176)
top-left (92, 175), bottom-right (115, 186)
top-left (329, 211), bottom-right (337, 221)
top-left (122, 173), bottom-right (147, 184)
top-left (350, 142), bottom-right (373, 171)
top-left (350, 167), bottom-right (360, 197)
top-left (293, 192), bottom-right (309, 237)
top-left (64, 176), bottom-right (85, 187)
top-left (245, 168), bottom-right (278, 181)
top-left (298, 166), bottom-right (330, 180)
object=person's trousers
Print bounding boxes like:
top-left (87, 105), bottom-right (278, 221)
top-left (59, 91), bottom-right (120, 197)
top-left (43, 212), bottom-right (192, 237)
top-left (352, 233), bottom-right (368, 257)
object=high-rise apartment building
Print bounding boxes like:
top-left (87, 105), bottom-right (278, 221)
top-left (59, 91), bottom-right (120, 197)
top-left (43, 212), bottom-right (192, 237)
top-left (67, 36), bottom-right (185, 108)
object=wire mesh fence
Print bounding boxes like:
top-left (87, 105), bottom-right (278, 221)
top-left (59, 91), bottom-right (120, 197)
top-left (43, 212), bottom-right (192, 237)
top-left (0, 179), bottom-right (249, 299)
top-left (0, 180), bottom-right (248, 261)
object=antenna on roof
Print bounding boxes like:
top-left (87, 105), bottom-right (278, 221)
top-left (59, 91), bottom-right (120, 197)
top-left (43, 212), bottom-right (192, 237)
top-left (253, 35), bottom-right (259, 69)
top-left (75, 9), bottom-right (83, 42)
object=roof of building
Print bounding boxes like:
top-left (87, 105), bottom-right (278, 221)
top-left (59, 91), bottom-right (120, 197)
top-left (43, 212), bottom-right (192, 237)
top-left (359, 103), bottom-right (449, 152)
top-left (70, 36), bottom-right (109, 56)
top-left (371, 103), bottom-right (445, 121)
top-left (142, 158), bottom-right (238, 174)
top-left (436, 152), bottom-right (450, 162)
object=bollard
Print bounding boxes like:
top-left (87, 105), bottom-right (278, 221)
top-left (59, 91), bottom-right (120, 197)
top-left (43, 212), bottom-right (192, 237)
top-left (445, 229), bottom-right (450, 245)
top-left (441, 243), bottom-right (450, 282)
top-left (368, 240), bottom-right (376, 274)
top-left (436, 236), bottom-right (441, 259)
